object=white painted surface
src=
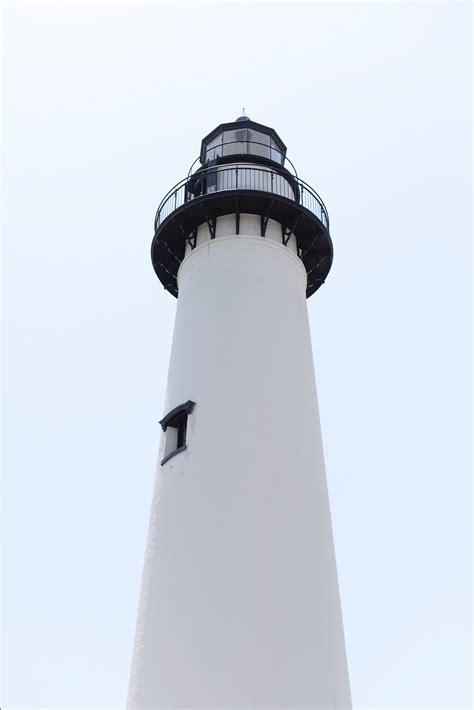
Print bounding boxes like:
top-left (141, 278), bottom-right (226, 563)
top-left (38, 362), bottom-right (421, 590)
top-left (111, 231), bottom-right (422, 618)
top-left (187, 215), bottom-right (298, 258)
top-left (128, 233), bottom-right (351, 709)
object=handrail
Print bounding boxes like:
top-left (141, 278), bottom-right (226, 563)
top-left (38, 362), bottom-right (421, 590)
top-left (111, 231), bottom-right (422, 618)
top-left (155, 164), bottom-right (329, 233)
top-left (186, 140), bottom-right (298, 178)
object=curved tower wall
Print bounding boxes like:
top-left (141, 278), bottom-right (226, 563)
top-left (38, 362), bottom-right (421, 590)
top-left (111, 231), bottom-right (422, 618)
top-left (128, 218), bottom-right (351, 708)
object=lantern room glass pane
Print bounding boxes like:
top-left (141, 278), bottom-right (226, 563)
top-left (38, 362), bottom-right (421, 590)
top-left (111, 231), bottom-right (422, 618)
top-left (205, 134), bottom-right (223, 161)
top-left (270, 137), bottom-right (284, 165)
top-left (247, 129), bottom-right (271, 159)
top-left (220, 129), bottom-right (247, 156)
top-left (233, 127), bottom-right (249, 154)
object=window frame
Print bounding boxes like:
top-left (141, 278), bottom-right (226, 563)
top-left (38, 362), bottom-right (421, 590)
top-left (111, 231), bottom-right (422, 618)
top-left (159, 400), bottom-right (195, 465)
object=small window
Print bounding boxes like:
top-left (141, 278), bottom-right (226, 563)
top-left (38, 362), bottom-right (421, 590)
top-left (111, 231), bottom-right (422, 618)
top-left (159, 400), bottom-right (195, 465)
top-left (176, 416), bottom-right (187, 449)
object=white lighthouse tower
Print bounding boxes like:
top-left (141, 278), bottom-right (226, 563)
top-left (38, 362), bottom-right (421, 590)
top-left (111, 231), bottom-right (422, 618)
top-left (128, 116), bottom-right (351, 709)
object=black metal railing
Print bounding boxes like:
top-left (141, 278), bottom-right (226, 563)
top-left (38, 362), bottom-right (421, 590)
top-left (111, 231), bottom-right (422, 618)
top-left (187, 140), bottom-right (298, 177)
top-left (155, 165), bottom-right (329, 232)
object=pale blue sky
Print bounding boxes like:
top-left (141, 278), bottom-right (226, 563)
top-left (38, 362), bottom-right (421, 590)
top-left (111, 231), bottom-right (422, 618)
top-left (2, 2), bottom-right (472, 708)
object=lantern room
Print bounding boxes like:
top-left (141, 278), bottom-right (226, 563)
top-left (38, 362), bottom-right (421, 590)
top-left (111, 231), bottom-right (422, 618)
top-left (200, 116), bottom-right (287, 168)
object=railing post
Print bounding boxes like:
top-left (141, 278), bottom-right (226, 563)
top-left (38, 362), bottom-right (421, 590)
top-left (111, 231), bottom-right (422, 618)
top-left (235, 166), bottom-right (239, 189)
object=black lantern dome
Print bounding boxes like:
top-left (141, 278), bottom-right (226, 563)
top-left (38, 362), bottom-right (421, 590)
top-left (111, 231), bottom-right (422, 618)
top-left (152, 117), bottom-right (333, 298)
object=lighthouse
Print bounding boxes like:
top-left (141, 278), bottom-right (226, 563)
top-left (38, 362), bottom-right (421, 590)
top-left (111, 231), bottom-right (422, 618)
top-left (128, 116), bottom-right (352, 709)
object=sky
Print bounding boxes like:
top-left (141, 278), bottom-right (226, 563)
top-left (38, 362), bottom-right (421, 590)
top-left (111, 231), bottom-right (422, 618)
top-left (1, 1), bottom-right (472, 708)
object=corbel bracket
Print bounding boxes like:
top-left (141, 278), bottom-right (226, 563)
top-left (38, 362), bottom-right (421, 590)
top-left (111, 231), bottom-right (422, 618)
top-left (281, 213), bottom-right (301, 246)
top-left (186, 227), bottom-right (197, 250)
top-left (260, 200), bottom-right (274, 237)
